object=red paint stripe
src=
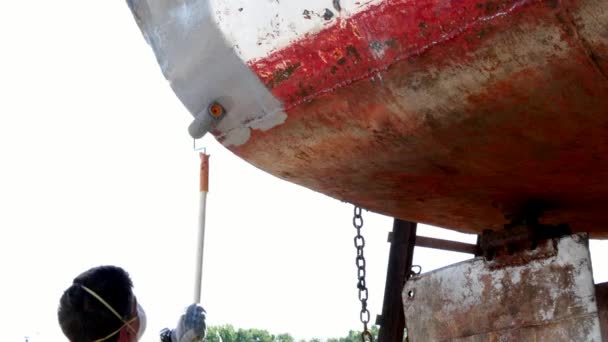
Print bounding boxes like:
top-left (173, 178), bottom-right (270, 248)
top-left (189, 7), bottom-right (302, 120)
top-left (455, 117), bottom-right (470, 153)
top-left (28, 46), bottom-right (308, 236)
top-left (248, 0), bottom-right (539, 110)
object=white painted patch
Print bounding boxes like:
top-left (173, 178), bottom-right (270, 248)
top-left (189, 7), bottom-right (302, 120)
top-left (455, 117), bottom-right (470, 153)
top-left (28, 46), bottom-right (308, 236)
top-left (127, 0), bottom-right (290, 146)
top-left (126, 0), bottom-right (385, 145)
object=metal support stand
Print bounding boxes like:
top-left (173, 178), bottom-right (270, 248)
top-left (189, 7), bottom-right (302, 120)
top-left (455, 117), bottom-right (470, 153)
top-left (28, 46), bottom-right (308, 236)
top-left (375, 205), bottom-right (600, 341)
top-left (403, 233), bottom-right (602, 341)
top-left (377, 220), bottom-right (482, 342)
top-left (377, 219), bottom-right (417, 342)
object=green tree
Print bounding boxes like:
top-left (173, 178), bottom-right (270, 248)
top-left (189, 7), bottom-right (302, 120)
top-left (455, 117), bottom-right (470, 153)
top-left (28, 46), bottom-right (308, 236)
top-left (275, 333), bottom-right (295, 342)
top-left (235, 328), bottom-right (253, 342)
top-left (205, 325), bottom-right (379, 342)
top-left (325, 325), bottom-right (379, 342)
top-left (206, 325), bottom-right (238, 342)
top-left (247, 328), bottom-right (274, 342)
top-left (206, 325), bottom-right (275, 342)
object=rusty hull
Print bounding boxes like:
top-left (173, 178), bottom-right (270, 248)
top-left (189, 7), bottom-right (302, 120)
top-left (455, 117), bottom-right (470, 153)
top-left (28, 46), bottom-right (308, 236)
top-left (227, 0), bottom-right (608, 237)
top-left (402, 234), bottom-right (602, 341)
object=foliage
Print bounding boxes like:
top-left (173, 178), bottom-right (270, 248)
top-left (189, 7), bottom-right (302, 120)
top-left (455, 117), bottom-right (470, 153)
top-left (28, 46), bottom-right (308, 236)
top-left (326, 326), bottom-right (379, 342)
top-left (205, 325), bottom-right (379, 342)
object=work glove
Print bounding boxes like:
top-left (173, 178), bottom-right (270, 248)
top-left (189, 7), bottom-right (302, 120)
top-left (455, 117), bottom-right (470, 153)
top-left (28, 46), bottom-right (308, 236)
top-left (160, 304), bottom-right (206, 342)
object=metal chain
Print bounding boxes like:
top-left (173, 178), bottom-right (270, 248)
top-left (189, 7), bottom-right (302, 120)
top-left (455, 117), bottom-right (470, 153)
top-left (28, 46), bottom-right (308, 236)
top-left (353, 206), bottom-right (373, 342)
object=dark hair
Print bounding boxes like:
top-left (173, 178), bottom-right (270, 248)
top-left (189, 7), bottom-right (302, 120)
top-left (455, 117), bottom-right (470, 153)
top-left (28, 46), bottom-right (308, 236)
top-left (58, 265), bottom-right (134, 342)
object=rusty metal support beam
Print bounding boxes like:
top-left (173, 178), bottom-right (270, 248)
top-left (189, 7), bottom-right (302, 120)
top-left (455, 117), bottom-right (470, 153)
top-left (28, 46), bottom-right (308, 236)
top-left (377, 219), bottom-right (417, 342)
top-left (597, 282), bottom-right (608, 341)
top-left (414, 236), bottom-right (477, 255)
top-left (479, 208), bottom-right (571, 260)
top-left (474, 235), bottom-right (483, 257)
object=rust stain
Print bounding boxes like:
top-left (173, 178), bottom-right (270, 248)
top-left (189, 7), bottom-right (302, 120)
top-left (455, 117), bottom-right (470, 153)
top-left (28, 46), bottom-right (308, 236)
top-left (346, 44), bottom-right (361, 61)
top-left (265, 62), bottom-right (302, 89)
top-left (296, 81), bottom-right (314, 98)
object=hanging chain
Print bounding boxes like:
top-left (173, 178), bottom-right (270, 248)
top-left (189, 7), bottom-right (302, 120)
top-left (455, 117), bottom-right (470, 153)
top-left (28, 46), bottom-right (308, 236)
top-left (353, 206), bottom-right (373, 342)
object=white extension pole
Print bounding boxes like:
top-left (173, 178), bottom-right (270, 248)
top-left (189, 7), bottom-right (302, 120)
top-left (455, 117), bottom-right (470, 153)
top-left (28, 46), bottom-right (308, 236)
top-left (194, 152), bottom-right (209, 303)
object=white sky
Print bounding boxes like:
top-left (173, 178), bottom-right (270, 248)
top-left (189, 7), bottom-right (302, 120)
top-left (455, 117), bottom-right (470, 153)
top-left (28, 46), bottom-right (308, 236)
top-left (1, 2), bottom-right (607, 341)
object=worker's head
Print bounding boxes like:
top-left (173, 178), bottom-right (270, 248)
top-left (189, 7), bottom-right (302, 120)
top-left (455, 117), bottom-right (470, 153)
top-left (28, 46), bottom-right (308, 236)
top-left (58, 265), bottom-right (147, 342)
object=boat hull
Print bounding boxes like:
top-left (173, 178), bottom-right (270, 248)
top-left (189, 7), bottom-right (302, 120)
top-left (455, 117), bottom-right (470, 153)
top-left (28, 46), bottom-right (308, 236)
top-left (128, 0), bottom-right (608, 236)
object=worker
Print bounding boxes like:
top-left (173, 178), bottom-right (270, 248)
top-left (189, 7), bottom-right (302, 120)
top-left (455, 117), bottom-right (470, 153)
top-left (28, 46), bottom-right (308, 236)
top-left (57, 265), bottom-right (206, 342)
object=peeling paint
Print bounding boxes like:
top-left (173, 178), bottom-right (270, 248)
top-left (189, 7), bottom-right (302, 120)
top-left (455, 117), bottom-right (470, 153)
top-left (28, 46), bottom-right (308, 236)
top-left (211, 0), bottom-right (384, 61)
top-left (333, 0), bottom-right (342, 12)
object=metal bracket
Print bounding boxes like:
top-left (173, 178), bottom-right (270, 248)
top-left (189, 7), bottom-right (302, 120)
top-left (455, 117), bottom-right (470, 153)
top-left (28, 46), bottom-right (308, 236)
top-left (480, 204), bottom-right (571, 261)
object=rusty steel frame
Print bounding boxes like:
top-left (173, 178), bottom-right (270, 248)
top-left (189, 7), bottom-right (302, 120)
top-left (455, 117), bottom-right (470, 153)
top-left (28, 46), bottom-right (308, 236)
top-left (376, 219), bottom-right (480, 342)
top-left (415, 236), bottom-right (478, 255)
top-left (597, 282), bottom-right (608, 341)
top-left (377, 220), bottom-right (484, 342)
top-left (377, 219), bottom-right (417, 342)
